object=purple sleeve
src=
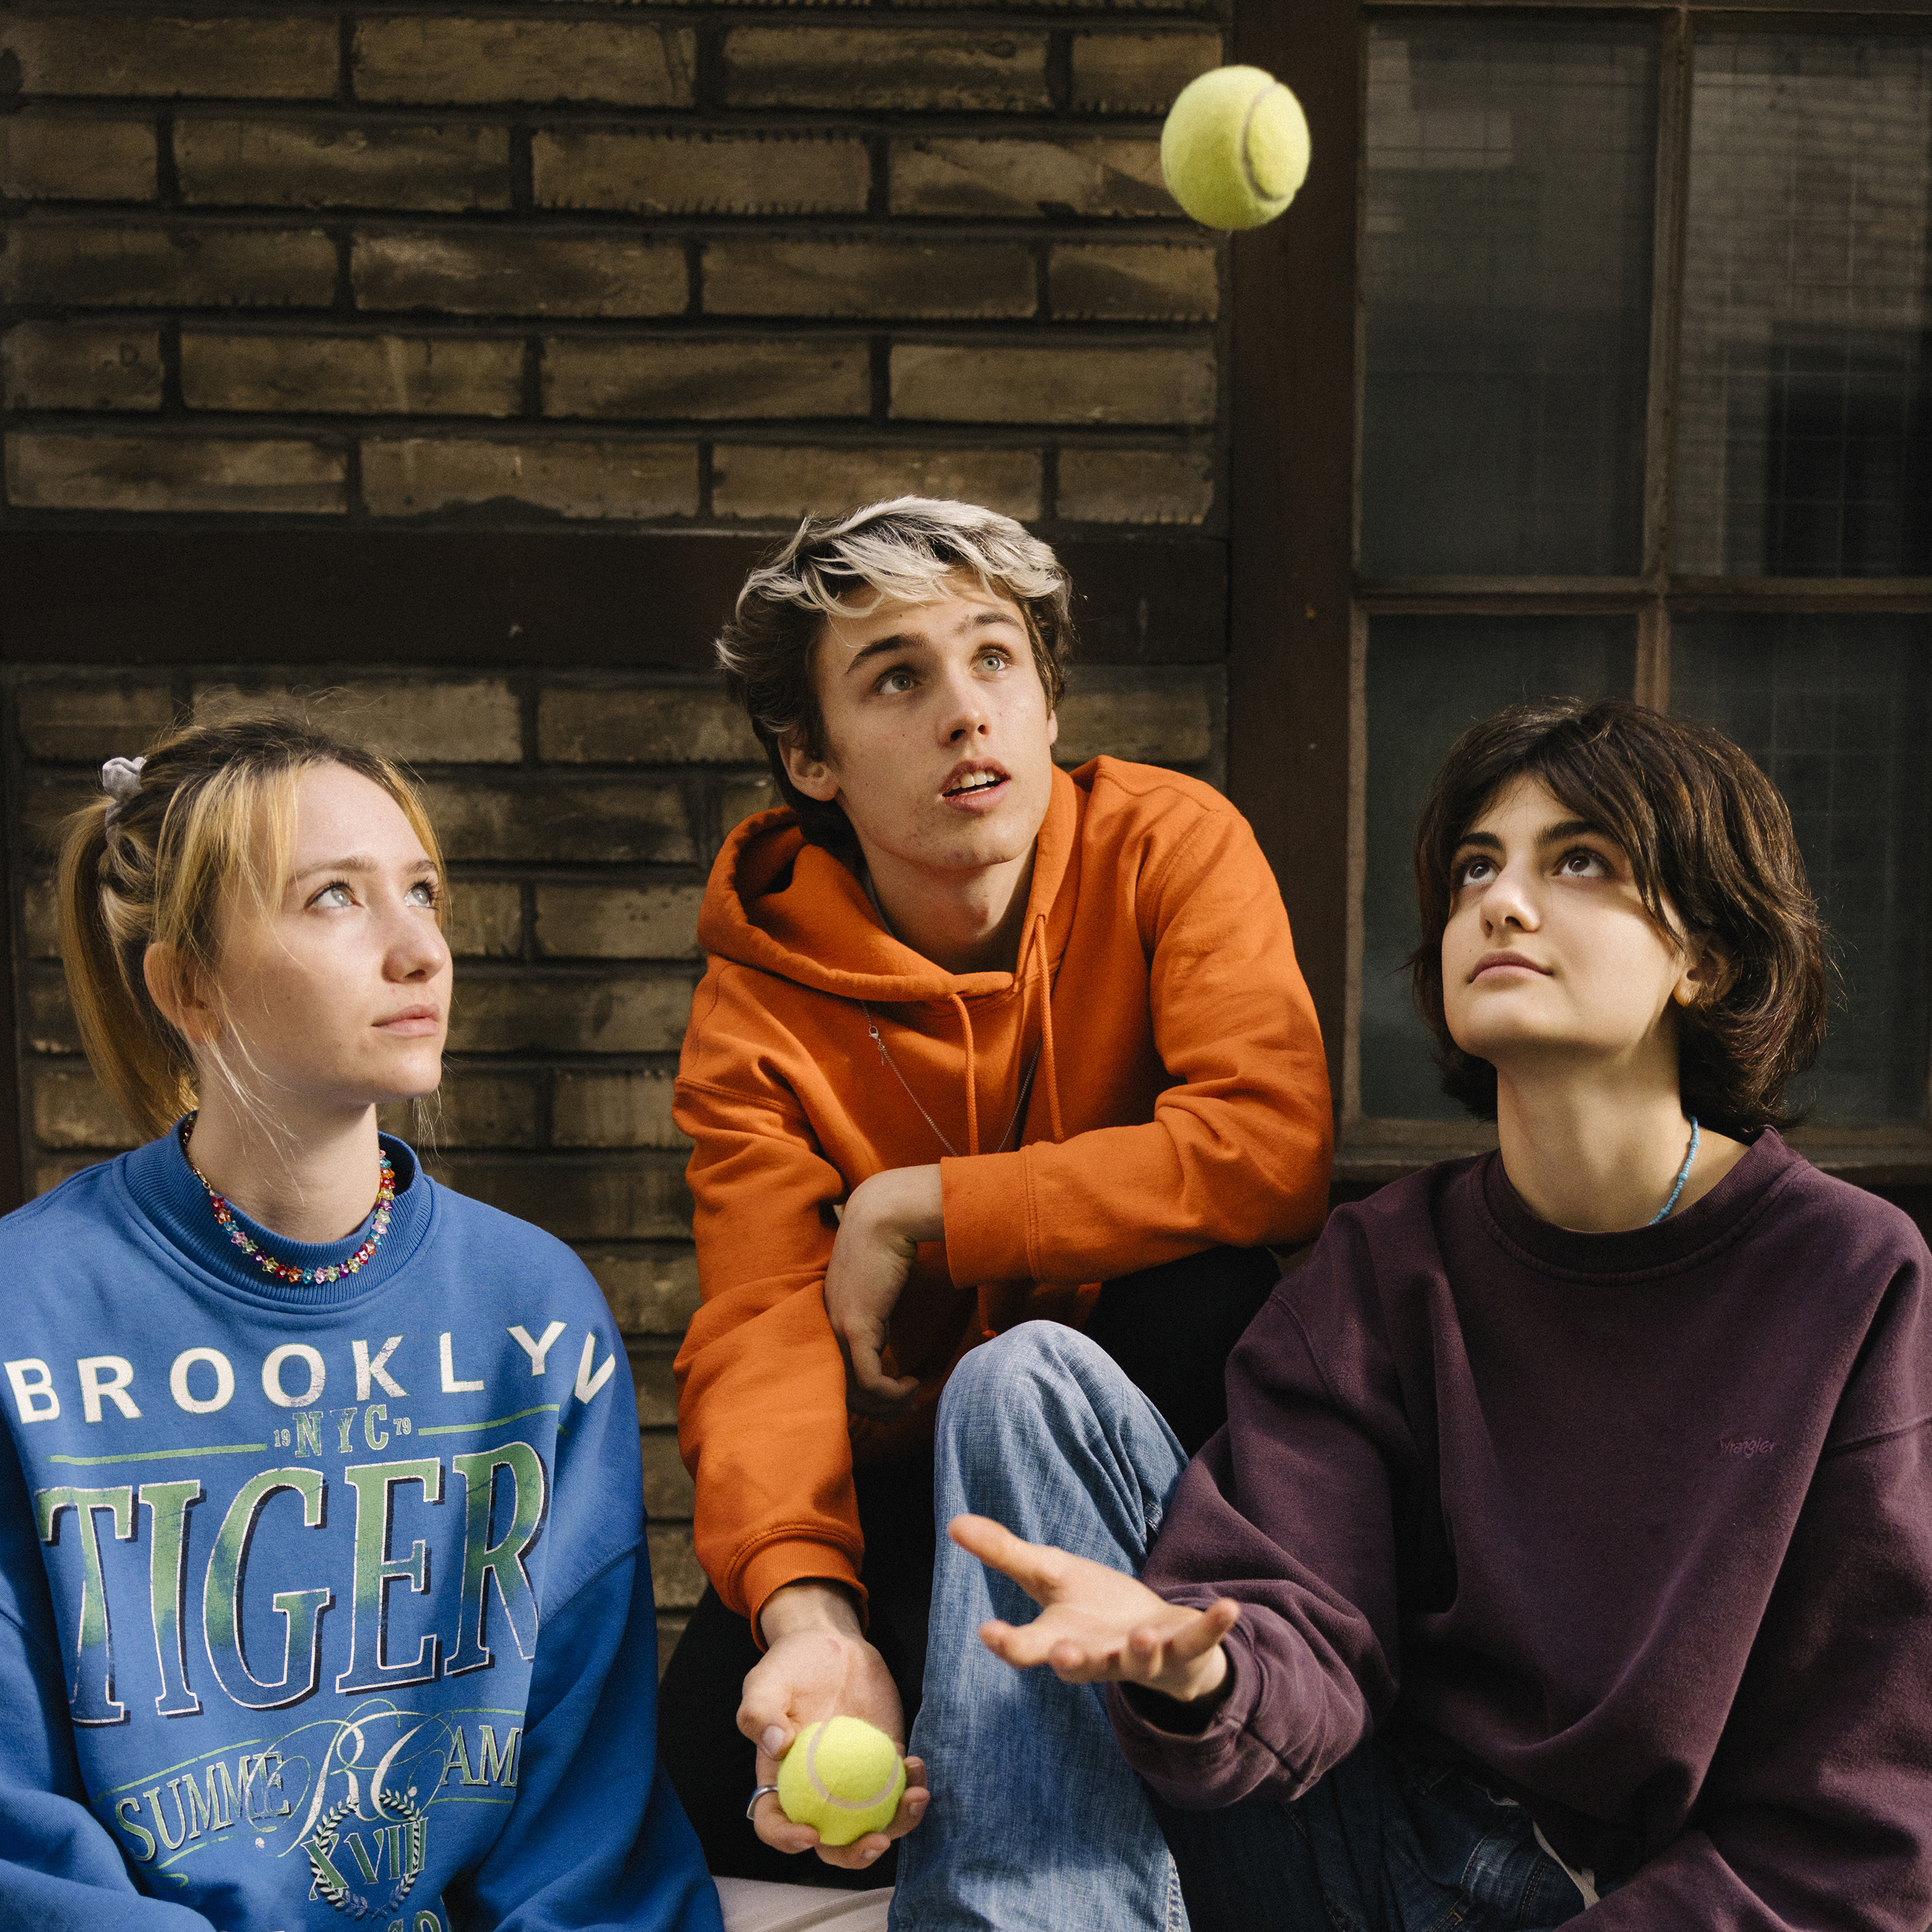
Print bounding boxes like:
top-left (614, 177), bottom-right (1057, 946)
top-left (1107, 1214), bottom-right (1424, 1809)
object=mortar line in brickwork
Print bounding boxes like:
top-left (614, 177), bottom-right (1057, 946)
top-left (518, 682), bottom-right (541, 764)
top-left (1040, 444), bottom-right (1060, 522)
top-left (342, 438), bottom-right (366, 523)
top-left (868, 336), bottom-right (890, 422)
top-left (696, 444), bottom-right (715, 520)
top-left (1046, 28), bottom-right (1076, 113)
top-left (518, 883), bottom-right (540, 965)
top-left (866, 136), bottom-right (890, 221)
top-left (158, 319), bottom-right (186, 414)
top-left (522, 337), bottom-right (544, 419)
top-left (335, 13), bottom-right (354, 108)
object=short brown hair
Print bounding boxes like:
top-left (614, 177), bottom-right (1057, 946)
top-left (59, 713), bottom-right (443, 1141)
top-left (716, 496), bottom-right (1074, 854)
top-left (1409, 699), bottom-right (1827, 1134)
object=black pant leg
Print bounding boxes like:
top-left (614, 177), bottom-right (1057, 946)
top-left (656, 1453), bottom-right (936, 1886)
top-left (1082, 1245), bottom-right (1280, 1455)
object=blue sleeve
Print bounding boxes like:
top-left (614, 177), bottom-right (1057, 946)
top-left (443, 1543), bottom-right (723, 1932)
top-left (0, 1460), bottom-right (211, 1928)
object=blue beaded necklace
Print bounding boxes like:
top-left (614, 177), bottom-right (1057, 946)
top-left (1648, 1117), bottom-right (1700, 1226)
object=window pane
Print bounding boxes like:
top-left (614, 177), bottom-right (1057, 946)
top-left (1361, 25), bottom-right (1657, 578)
top-left (1361, 617), bottom-right (1636, 1119)
top-left (1672, 616), bottom-right (1932, 1122)
top-left (1676, 37), bottom-right (1932, 578)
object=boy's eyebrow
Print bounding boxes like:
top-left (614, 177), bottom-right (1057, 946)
top-left (839, 608), bottom-right (1021, 677)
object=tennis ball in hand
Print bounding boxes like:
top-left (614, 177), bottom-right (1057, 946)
top-left (1160, 65), bottom-right (1311, 231)
top-left (776, 1716), bottom-right (908, 1847)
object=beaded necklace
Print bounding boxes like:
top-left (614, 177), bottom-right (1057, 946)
top-left (182, 1118), bottom-right (395, 1286)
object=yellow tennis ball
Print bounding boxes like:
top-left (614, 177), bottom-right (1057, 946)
top-left (1160, 65), bottom-right (1311, 231)
top-left (776, 1716), bottom-right (907, 1847)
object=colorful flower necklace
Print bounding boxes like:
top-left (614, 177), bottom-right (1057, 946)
top-left (182, 1119), bottom-right (395, 1286)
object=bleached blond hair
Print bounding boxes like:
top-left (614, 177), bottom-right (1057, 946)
top-left (716, 497), bottom-right (1074, 852)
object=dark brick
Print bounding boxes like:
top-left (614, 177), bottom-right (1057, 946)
top-left (177, 119), bottom-right (513, 213)
top-left (437, 1156), bottom-right (692, 1241)
top-left (25, 972), bottom-right (81, 1054)
top-left (533, 884), bottom-right (705, 960)
top-left (721, 776), bottom-right (776, 830)
top-left (631, 1346), bottom-right (680, 1428)
top-left (1057, 446), bottom-right (1213, 524)
top-left (193, 676), bottom-right (522, 763)
top-left (426, 777), bottom-right (692, 863)
top-left (17, 680), bottom-right (175, 762)
top-left (538, 687), bottom-right (760, 764)
top-left (23, 882), bottom-right (60, 961)
top-left (892, 342), bottom-right (1216, 426)
top-left (446, 880), bottom-right (523, 959)
top-left (446, 976), bottom-right (694, 1055)
top-left (6, 431), bottom-right (347, 515)
top-left (361, 438), bottom-right (700, 520)
top-left (354, 18), bottom-right (697, 108)
top-left (552, 1070), bottom-right (685, 1149)
top-left (0, 115), bottom-right (156, 202)
top-left (542, 339), bottom-right (868, 421)
top-left (702, 239), bottom-right (1035, 320)
top-left (3, 322), bottom-right (164, 412)
top-left (387, 1072), bottom-right (539, 1149)
top-left (888, 136), bottom-right (1168, 219)
top-left (1070, 30), bottom-right (1223, 112)
top-left (33, 1066), bottom-right (139, 1151)
top-left (2, 16), bottom-right (337, 100)
top-left (579, 1246), bottom-right (700, 1336)
top-left (1048, 242), bottom-right (1218, 321)
top-left (641, 1434), bottom-right (697, 1518)
top-left (181, 332), bottom-right (523, 416)
top-left (533, 131), bottom-right (868, 217)
top-left (0, 225), bottom-right (337, 309)
top-left (648, 1524), bottom-right (705, 1609)
top-left (713, 444), bottom-right (1041, 523)
top-left (354, 231), bottom-right (685, 318)
top-left (1054, 668), bottom-right (1214, 764)
top-left (724, 26), bottom-right (1049, 112)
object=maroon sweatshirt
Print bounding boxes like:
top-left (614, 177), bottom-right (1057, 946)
top-left (1112, 1131), bottom-right (1932, 1931)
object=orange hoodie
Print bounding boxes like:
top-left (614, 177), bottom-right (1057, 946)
top-left (673, 757), bottom-right (1333, 1627)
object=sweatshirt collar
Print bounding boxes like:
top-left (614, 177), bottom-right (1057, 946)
top-left (119, 1121), bottom-right (434, 1308)
top-left (1476, 1127), bottom-right (1803, 1281)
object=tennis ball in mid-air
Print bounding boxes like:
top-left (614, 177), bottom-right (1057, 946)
top-left (777, 1716), bottom-right (907, 1847)
top-left (1160, 65), bottom-right (1311, 231)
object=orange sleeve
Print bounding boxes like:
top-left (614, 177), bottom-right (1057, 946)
top-left (673, 1036), bottom-right (866, 1631)
top-left (941, 805), bottom-right (1333, 1289)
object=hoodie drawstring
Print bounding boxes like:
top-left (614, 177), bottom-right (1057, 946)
top-left (1032, 910), bottom-right (1064, 1145)
top-left (948, 991), bottom-right (980, 1156)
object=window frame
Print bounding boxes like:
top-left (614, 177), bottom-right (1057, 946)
top-left (1230, 0), bottom-right (1932, 1191)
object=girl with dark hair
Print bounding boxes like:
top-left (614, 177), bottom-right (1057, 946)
top-left (916, 699), bottom-right (1932, 1932)
top-left (0, 716), bottom-right (720, 1932)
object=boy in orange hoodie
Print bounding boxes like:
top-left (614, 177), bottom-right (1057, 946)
top-left (658, 498), bottom-right (1334, 1895)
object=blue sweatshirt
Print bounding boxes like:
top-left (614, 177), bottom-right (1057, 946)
top-left (0, 1126), bottom-right (723, 1932)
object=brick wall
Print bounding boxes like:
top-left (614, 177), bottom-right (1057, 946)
top-left (1, 3), bottom-right (1228, 530)
top-left (1, 0), bottom-right (1233, 1651)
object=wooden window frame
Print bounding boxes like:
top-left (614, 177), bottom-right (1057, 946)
top-left (1230, 0), bottom-right (1932, 1195)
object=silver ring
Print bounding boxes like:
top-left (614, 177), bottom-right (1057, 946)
top-left (746, 1783), bottom-right (781, 1822)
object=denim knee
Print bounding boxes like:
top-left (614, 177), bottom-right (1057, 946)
top-left (938, 1320), bottom-right (1117, 1443)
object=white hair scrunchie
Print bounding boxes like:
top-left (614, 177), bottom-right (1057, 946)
top-left (100, 755), bottom-right (146, 832)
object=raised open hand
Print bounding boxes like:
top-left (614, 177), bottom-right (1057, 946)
top-left (949, 1513), bottom-right (1238, 1706)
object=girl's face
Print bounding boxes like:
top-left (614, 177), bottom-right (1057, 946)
top-left (1441, 775), bottom-right (1710, 1088)
top-left (206, 762), bottom-right (450, 1118)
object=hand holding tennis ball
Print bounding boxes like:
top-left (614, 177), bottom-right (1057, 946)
top-left (1160, 65), bottom-right (1311, 231)
top-left (777, 1716), bottom-right (909, 1846)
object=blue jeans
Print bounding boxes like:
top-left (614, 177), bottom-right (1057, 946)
top-left (892, 1324), bottom-right (1590, 1932)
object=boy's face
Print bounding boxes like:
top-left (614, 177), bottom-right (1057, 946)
top-left (1441, 775), bottom-right (1713, 1082)
top-left (782, 571), bottom-right (1059, 889)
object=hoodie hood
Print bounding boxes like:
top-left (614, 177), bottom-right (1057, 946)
top-left (697, 760), bottom-right (1083, 1003)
